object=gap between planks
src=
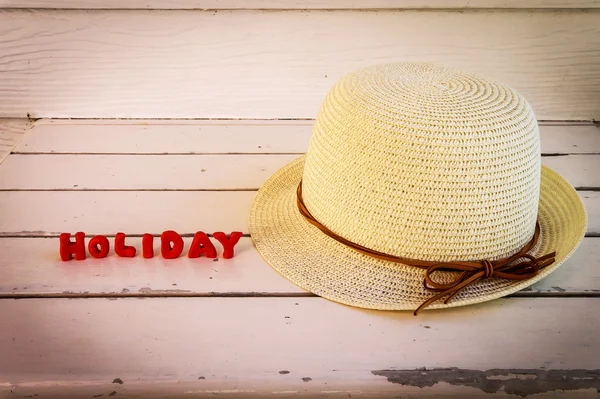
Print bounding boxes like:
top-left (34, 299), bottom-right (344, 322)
top-left (22, 119), bottom-right (598, 124)
top-left (1, 232), bottom-right (598, 238)
top-left (4, 0), bottom-right (600, 10)
top-left (1, 292), bottom-right (600, 300)
top-left (5, 7), bottom-right (600, 11)
top-left (0, 188), bottom-right (260, 192)
top-left (0, 232), bottom-right (252, 237)
top-left (11, 152), bottom-right (600, 156)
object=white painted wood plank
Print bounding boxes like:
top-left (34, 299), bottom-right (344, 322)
top-left (1, 297), bottom-right (599, 398)
top-left (1, 10), bottom-right (599, 120)
top-left (0, 236), bottom-right (597, 296)
top-left (0, 154), bottom-right (597, 190)
top-left (0, 118), bottom-right (30, 164)
top-left (0, 154), bottom-right (297, 190)
top-left (541, 155), bottom-right (600, 189)
top-left (1, 191), bottom-right (597, 236)
top-left (0, 191), bottom-right (255, 236)
top-left (581, 191), bottom-right (600, 234)
top-left (0, 237), bottom-right (302, 295)
top-left (532, 238), bottom-right (600, 294)
top-left (540, 124), bottom-right (600, 154)
top-left (16, 120), bottom-right (314, 154)
top-left (15, 120), bottom-right (600, 155)
top-left (3, 0), bottom-right (600, 9)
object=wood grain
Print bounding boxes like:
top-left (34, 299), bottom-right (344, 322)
top-left (1, 297), bottom-right (599, 398)
top-left (0, 154), bottom-right (297, 190)
top-left (0, 190), bottom-right (597, 236)
top-left (0, 153), bottom-right (597, 190)
top-left (0, 236), bottom-right (598, 296)
top-left (541, 155), bottom-right (600, 189)
top-left (15, 120), bottom-right (600, 155)
top-left (3, 0), bottom-right (600, 9)
top-left (0, 118), bottom-right (30, 164)
top-left (16, 120), bottom-right (314, 154)
top-left (0, 10), bottom-right (599, 119)
top-left (540, 124), bottom-right (600, 154)
top-left (0, 190), bottom-right (255, 236)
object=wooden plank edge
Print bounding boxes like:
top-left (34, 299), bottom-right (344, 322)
top-left (26, 119), bottom-right (599, 126)
top-left (1, 291), bottom-right (599, 299)
top-left (0, 230), bottom-right (597, 238)
top-left (2, 2), bottom-right (600, 10)
top-left (2, 186), bottom-right (596, 192)
top-left (2, 375), bottom-right (599, 399)
top-left (11, 152), bottom-right (600, 156)
top-left (0, 118), bottom-right (32, 165)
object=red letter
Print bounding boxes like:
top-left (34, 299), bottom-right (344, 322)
top-left (60, 232), bottom-right (86, 261)
top-left (142, 233), bottom-right (154, 259)
top-left (188, 232), bottom-right (217, 259)
top-left (161, 230), bottom-right (183, 259)
top-left (212, 232), bottom-right (243, 259)
top-left (88, 235), bottom-right (109, 259)
top-left (115, 232), bottom-right (136, 257)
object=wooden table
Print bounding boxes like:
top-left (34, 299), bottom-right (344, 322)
top-left (1, 119), bottom-right (599, 398)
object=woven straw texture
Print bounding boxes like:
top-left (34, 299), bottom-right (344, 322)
top-left (249, 63), bottom-right (587, 311)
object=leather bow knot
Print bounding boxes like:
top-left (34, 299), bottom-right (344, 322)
top-left (417, 240), bottom-right (556, 315)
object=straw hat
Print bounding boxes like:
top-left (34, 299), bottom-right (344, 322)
top-left (249, 62), bottom-right (587, 314)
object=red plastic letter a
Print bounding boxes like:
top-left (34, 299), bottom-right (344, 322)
top-left (188, 232), bottom-right (217, 259)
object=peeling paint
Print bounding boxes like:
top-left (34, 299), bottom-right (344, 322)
top-left (185, 390), bottom-right (256, 394)
top-left (321, 391), bottom-right (363, 394)
top-left (487, 373), bottom-right (537, 381)
top-left (17, 230), bottom-right (49, 235)
top-left (137, 288), bottom-right (192, 294)
top-left (372, 368), bottom-right (600, 397)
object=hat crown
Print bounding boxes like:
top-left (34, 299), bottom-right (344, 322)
top-left (302, 63), bottom-right (541, 262)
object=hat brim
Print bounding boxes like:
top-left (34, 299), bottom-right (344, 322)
top-left (249, 155), bottom-right (587, 312)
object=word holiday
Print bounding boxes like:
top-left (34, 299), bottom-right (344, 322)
top-left (60, 231), bottom-right (243, 261)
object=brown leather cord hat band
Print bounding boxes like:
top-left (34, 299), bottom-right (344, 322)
top-left (296, 180), bottom-right (557, 315)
